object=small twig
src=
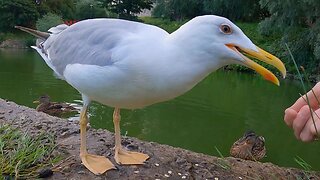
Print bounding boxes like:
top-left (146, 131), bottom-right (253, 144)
top-left (299, 94), bottom-right (320, 135)
top-left (51, 155), bottom-right (75, 172)
top-left (300, 66), bottom-right (320, 106)
top-left (285, 43), bottom-right (318, 136)
top-left (299, 94), bottom-right (320, 120)
top-left (14, 160), bottom-right (22, 180)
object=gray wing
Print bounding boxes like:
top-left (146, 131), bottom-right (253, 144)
top-left (38, 19), bottom-right (166, 77)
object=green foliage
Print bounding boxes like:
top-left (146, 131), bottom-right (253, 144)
top-left (259, 0), bottom-right (320, 75)
top-left (203, 0), bottom-right (268, 22)
top-left (152, 0), bottom-right (268, 22)
top-left (152, 0), bottom-right (203, 21)
top-left (0, 33), bottom-right (5, 43)
top-left (75, 0), bottom-right (113, 20)
top-left (99, 0), bottom-right (153, 20)
top-left (0, 0), bottom-right (39, 32)
top-left (0, 0), bottom-right (76, 32)
top-left (140, 16), bottom-right (185, 33)
top-left (24, 36), bottom-right (36, 47)
top-left (36, 13), bottom-right (63, 31)
top-left (0, 124), bottom-right (56, 178)
top-left (37, 0), bottom-right (76, 19)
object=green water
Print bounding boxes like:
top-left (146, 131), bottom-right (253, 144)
top-left (1, 50), bottom-right (320, 170)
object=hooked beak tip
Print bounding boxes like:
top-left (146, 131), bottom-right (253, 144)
top-left (225, 44), bottom-right (286, 86)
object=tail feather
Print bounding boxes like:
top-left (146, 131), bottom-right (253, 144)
top-left (14, 26), bottom-right (50, 40)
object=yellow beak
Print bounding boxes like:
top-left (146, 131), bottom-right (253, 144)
top-left (226, 44), bottom-right (286, 86)
top-left (33, 100), bottom-right (40, 104)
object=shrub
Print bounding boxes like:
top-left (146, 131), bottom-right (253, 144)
top-left (259, 0), bottom-right (320, 75)
top-left (75, 0), bottom-right (109, 20)
top-left (36, 13), bottom-right (64, 32)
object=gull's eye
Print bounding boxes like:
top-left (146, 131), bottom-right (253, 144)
top-left (220, 24), bottom-right (232, 34)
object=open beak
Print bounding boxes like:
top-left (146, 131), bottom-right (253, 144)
top-left (226, 44), bottom-right (286, 86)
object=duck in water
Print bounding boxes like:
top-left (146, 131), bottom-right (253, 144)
top-left (230, 131), bottom-right (266, 161)
top-left (33, 95), bottom-right (77, 117)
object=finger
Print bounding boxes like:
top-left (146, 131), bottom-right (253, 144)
top-left (300, 119), bottom-right (316, 142)
top-left (293, 105), bottom-right (311, 140)
top-left (289, 96), bottom-right (308, 112)
top-left (310, 122), bottom-right (320, 139)
top-left (310, 109), bottom-right (320, 138)
top-left (284, 108), bottom-right (297, 127)
top-left (290, 83), bottom-right (320, 112)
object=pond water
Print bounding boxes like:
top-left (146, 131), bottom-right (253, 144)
top-left (1, 50), bottom-right (319, 170)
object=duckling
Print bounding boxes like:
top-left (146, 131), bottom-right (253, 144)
top-left (33, 95), bottom-right (77, 117)
top-left (230, 131), bottom-right (266, 161)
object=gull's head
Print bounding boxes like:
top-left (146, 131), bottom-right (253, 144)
top-left (174, 15), bottom-right (286, 85)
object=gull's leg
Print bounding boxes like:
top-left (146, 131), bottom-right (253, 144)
top-left (79, 105), bottom-right (115, 175)
top-left (113, 108), bottom-right (149, 164)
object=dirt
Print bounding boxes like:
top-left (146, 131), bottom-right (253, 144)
top-left (0, 98), bottom-right (319, 180)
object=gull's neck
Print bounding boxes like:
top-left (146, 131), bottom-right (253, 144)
top-left (166, 23), bottom-right (230, 73)
top-left (146, 24), bottom-right (229, 98)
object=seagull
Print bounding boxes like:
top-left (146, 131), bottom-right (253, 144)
top-left (15, 15), bottom-right (286, 175)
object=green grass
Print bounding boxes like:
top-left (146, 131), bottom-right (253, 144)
top-left (0, 124), bottom-right (58, 179)
top-left (294, 156), bottom-right (313, 180)
top-left (294, 156), bottom-right (312, 171)
top-left (213, 146), bottom-right (231, 170)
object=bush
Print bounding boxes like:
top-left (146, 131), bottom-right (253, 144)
top-left (140, 17), bottom-right (186, 33)
top-left (152, 0), bottom-right (203, 21)
top-left (0, 0), bottom-right (39, 32)
top-left (203, 0), bottom-right (269, 22)
top-left (36, 13), bottom-right (64, 31)
top-left (0, 33), bottom-right (5, 43)
top-left (24, 37), bottom-right (36, 47)
top-left (75, 0), bottom-right (110, 20)
top-left (152, 0), bottom-right (268, 22)
top-left (259, 0), bottom-right (320, 75)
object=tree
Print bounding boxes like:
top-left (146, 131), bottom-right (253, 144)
top-left (36, 13), bottom-right (63, 31)
top-left (152, 0), bottom-right (203, 21)
top-left (98, 0), bottom-right (153, 20)
top-left (152, 0), bottom-right (267, 22)
top-left (0, 0), bottom-right (39, 32)
top-left (75, 0), bottom-right (112, 20)
top-left (203, 0), bottom-right (268, 22)
top-left (259, 0), bottom-right (320, 74)
top-left (36, 0), bottom-right (76, 19)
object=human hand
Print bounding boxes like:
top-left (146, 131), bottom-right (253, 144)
top-left (284, 82), bottom-right (320, 142)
